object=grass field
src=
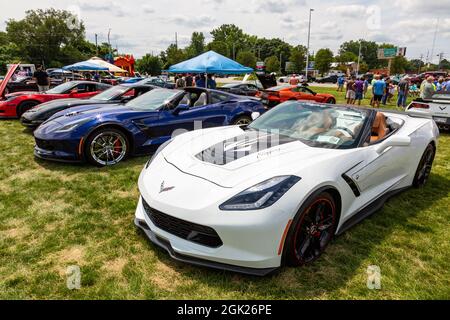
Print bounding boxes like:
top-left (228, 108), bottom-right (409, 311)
top-left (0, 87), bottom-right (449, 300)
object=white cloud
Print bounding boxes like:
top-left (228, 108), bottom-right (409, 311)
top-left (166, 15), bottom-right (215, 28)
top-left (327, 4), bottom-right (366, 18)
top-left (255, 0), bottom-right (306, 14)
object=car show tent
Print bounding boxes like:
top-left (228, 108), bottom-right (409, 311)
top-left (168, 51), bottom-right (253, 75)
top-left (63, 61), bottom-right (109, 71)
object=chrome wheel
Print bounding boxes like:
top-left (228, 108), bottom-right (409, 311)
top-left (89, 131), bottom-right (127, 166)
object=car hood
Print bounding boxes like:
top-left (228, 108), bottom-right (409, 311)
top-left (0, 64), bottom-right (19, 97)
top-left (6, 91), bottom-right (41, 98)
top-left (48, 103), bottom-right (152, 124)
top-left (162, 126), bottom-right (342, 188)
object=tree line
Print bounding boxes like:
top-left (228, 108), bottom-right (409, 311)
top-left (1, 9), bottom-right (448, 76)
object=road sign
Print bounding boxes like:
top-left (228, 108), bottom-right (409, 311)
top-left (378, 48), bottom-right (397, 59)
top-left (377, 47), bottom-right (407, 59)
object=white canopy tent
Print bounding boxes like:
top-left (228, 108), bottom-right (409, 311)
top-left (88, 57), bottom-right (127, 73)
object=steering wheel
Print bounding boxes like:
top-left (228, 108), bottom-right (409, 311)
top-left (333, 127), bottom-right (355, 139)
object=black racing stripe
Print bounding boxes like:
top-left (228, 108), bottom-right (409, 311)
top-left (196, 131), bottom-right (296, 165)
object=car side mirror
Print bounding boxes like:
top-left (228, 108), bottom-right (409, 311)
top-left (173, 104), bottom-right (190, 115)
top-left (251, 112), bottom-right (261, 121)
top-left (376, 136), bottom-right (411, 154)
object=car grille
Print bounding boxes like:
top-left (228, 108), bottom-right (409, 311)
top-left (142, 198), bottom-right (223, 248)
top-left (35, 138), bottom-right (55, 151)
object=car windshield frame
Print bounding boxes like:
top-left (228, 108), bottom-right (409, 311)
top-left (125, 88), bottom-right (182, 111)
top-left (248, 101), bottom-right (372, 150)
top-left (46, 82), bottom-right (77, 94)
top-left (91, 85), bottom-right (131, 101)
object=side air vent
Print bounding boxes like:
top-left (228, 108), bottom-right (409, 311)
top-left (342, 173), bottom-right (361, 197)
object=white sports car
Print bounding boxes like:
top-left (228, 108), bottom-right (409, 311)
top-left (406, 92), bottom-right (450, 131)
top-left (135, 101), bottom-right (439, 276)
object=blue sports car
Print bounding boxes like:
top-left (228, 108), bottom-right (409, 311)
top-left (34, 87), bottom-right (266, 166)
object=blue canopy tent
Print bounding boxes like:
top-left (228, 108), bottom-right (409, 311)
top-left (168, 51), bottom-right (253, 88)
top-left (63, 61), bottom-right (109, 71)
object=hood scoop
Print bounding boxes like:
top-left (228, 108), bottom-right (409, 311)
top-left (195, 130), bottom-right (297, 165)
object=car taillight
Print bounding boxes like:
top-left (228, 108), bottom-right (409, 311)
top-left (410, 102), bottom-right (429, 109)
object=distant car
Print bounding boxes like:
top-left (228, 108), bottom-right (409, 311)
top-left (406, 92), bottom-right (450, 131)
top-left (1, 76), bottom-right (62, 94)
top-left (33, 87), bottom-right (266, 166)
top-left (119, 77), bottom-right (144, 84)
top-left (257, 85), bottom-right (336, 108)
top-left (315, 75), bottom-right (338, 84)
top-left (0, 81), bottom-right (111, 118)
top-left (140, 77), bottom-right (176, 89)
top-left (20, 83), bottom-right (156, 128)
top-left (218, 83), bottom-right (260, 96)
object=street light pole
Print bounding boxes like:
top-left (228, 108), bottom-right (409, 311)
top-left (305, 8), bottom-right (314, 82)
top-left (356, 40), bottom-right (362, 75)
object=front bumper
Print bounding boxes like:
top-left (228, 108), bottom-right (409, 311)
top-left (134, 156), bottom-right (300, 274)
top-left (20, 116), bottom-right (43, 128)
top-left (134, 218), bottom-right (277, 276)
top-left (34, 137), bottom-right (83, 162)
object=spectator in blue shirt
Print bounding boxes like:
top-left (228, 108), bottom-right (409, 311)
top-left (337, 76), bottom-right (345, 92)
top-left (372, 75), bottom-right (386, 108)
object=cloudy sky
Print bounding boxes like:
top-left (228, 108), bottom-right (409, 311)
top-left (1, 0), bottom-right (448, 63)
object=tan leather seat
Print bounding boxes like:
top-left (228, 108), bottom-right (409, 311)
top-left (370, 112), bottom-right (388, 142)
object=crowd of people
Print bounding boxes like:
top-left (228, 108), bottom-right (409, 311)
top-left (337, 74), bottom-right (450, 109)
top-left (174, 74), bottom-right (217, 89)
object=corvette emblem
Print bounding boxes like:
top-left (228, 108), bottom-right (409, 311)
top-left (159, 181), bottom-right (175, 193)
top-left (439, 106), bottom-right (447, 111)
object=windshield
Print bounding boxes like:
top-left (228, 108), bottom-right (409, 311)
top-left (46, 82), bottom-right (76, 94)
top-left (249, 101), bottom-right (369, 149)
top-left (92, 85), bottom-right (130, 101)
top-left (126, 88), bottom-right (180, 110)
top-left (267, 85), bottom-right (291, 91)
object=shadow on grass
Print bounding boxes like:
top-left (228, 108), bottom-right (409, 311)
top-left (139, 172), bottom-right (450, 299)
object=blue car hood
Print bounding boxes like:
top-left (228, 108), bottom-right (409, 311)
top-left (48, 103), bottom-right (150, 124)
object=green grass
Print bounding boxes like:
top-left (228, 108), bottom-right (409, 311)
top-left (0, 88), bottom-right (449, 299)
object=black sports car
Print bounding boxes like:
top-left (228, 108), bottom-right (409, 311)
top-left (218, 83), bottom-right (260, 96)
top-left (20, 83), bottom-right (156, 128)
top-left (315, 75), bottom-right (338, 84)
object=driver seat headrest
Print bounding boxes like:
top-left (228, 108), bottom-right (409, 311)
top-left (194, 93), bottom-right (207, 107)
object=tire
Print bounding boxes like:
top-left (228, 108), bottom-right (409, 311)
top-left (84, 128), bottom-right (129, 167)
top-left (17, 101), bottom-right (39, 117)
top-left (232, 115), bottom-right (252, 126)
top-left (283, 191), bottom-right (338, 267)
top-left (327, 98), bottom-right (336, 104)
top-left (412, 143), bottom-right (436, 188)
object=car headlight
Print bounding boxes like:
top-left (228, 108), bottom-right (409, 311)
top-left (54, 118), bottom-right (92, 133)
top-left (145, 138), bottom-right (173, 169)
top-left (219, 175), bottom-right (301, 211)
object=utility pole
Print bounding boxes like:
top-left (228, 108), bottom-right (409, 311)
top-left (95, 34), bottom-right (98, 56)
top-left (305, 8), bottom-right (314, 81)
top-left (418, 54), bottom-right (423, 74)
top-left (280, 52), bottom-right (283, 74)
top-left (356, 40), bottom-right (362, 75)
top-left (175, 32), bottom-right (178, 49)
top-left (107, 28), bottom-right (112, 61)
top-left (430, 18), bottom-right (439, 65)
top-left (437, 52), bottom-right (444, 70)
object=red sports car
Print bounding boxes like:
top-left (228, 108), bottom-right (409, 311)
top-left (257, 85), bottom-right (336, 108)
top-left (0, 80), bottom-right (111, 118)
